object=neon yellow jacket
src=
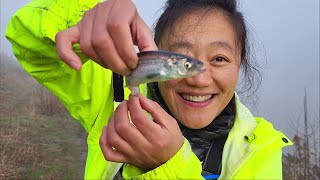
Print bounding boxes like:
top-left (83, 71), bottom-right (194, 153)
top-left (6, 0), bottom-right (292, 179)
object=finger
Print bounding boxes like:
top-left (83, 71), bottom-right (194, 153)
top-left (138, 94), bottom-right (178, 130)
top-left (55, 25), bottom-right (82, 70)
top-left (79, 8), bottom-right (102, 63)
top-left (106, 113), bottom-right (135, 156)
top-left (128, 95), bottom-right (162, 140)
top-left (92, 2), bottom-right (131, 75)
top-left (99, 125), bottom-right (127, 163)
top-left (114, 100), bottom-right (150, 147)
top-left (133, 15), bottom-right (158, 52)
top-left (108, 0), bottom-right (138, 69)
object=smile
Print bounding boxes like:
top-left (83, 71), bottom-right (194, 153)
top-left (180, 94), bottom-right (213, 102)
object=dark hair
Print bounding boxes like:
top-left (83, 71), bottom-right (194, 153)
top-left (153, 0), bottom-right (262, 97)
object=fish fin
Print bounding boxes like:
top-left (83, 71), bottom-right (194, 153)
top-left (146, 73), bottom-right (161, 79)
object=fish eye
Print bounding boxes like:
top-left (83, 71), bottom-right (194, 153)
top-left (184, 62), bottom-right (192, 69)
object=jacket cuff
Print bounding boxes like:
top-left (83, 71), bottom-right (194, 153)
top-left (122, 138), bottom-right (203, 179)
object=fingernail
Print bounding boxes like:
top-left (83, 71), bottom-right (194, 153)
top-left (144, 96), bottom-right (155, 104)
top-left (139, 94), bottom-right (146, 99)
top-left (69, 61), bottom-right (80, 70)
top-left (124, 70), bottom-right (131, 76)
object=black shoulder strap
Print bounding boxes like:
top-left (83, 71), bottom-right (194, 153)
top-left (202, 136), bottom-right (228, 175)
top-left (112, 72), bottom-right (124, 102)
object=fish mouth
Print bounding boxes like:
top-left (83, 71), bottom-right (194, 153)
top-left (187, 68), bottom-right (206, 77)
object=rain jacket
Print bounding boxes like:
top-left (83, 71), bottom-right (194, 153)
top-left (6, 0), bottom-right (292, 179)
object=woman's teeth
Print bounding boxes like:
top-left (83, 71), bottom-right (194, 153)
top-left (181, 94), bottom-right (213, 102)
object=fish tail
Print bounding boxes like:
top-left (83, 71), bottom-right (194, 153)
top-left (127, 85), bottom-right (140, 95)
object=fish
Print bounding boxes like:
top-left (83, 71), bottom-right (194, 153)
top-left (125, 50), bottom-right (206, 94)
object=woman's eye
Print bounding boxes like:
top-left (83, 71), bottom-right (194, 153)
top-left (214, 57), bottom-right (226, 62)
top-left (210, 56), bottom-right (229, 66)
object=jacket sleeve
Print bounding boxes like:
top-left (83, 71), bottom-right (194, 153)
top-left (122, 139), bottom-right (204, 179)
top-left (5, 0), bottom-right (112, 133)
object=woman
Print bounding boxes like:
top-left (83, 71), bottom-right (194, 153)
top-left (6, 0), bottom-right (292, 179)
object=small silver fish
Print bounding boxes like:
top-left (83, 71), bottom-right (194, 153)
top-left (126, 51), bottom-right (206, 94)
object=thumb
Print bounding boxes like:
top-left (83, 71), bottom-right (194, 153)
top-left (55, 25), bottom-right (83, 71)
top-left (134, 16), bottom-right (158, 52)
top-left (138, 94), bottom-right (177, 129)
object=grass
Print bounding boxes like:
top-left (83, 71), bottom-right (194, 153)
top-left (0, 53), bottom-right (87, 179)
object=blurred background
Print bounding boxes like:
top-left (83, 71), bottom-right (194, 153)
top-left (1, 0), bottom-right (319, 179)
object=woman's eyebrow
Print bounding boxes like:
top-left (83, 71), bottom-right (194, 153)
top-left (168, 42), bottom-right (193, 51)
top-left (208, 41), bottom-right (234, 52)
top-left (168, 41), bottom-right (234, 52)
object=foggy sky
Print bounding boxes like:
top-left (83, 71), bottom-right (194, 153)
top-left (1, 0), bottom-right (319, 139)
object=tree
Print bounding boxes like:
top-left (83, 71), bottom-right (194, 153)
top-left (283, 88), bottom-right (320, 180)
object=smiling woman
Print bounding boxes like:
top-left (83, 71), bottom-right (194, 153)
top-left (6, 0), bottom-right (292, 179)
top-left (157, 10), bottom-right (240, 129)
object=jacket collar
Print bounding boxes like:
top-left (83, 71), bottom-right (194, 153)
top-left (220, 94), bottom-right (292, 179)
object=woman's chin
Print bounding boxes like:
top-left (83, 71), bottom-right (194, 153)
top-left (179, 116), bottom-right (216, 129)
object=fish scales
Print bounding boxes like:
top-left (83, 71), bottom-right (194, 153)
top-left (128, 58), bottom-right (175, 86)
top-left (125, 51), bottom-right (205, 93)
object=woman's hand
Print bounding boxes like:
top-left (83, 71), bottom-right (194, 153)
top-left (100, 95), bottom-right (184, 170)
top-left (55, 0), bottom-right (157, 75)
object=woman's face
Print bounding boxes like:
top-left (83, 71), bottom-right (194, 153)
top-left (158, 11), bottom-right (241, 129)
